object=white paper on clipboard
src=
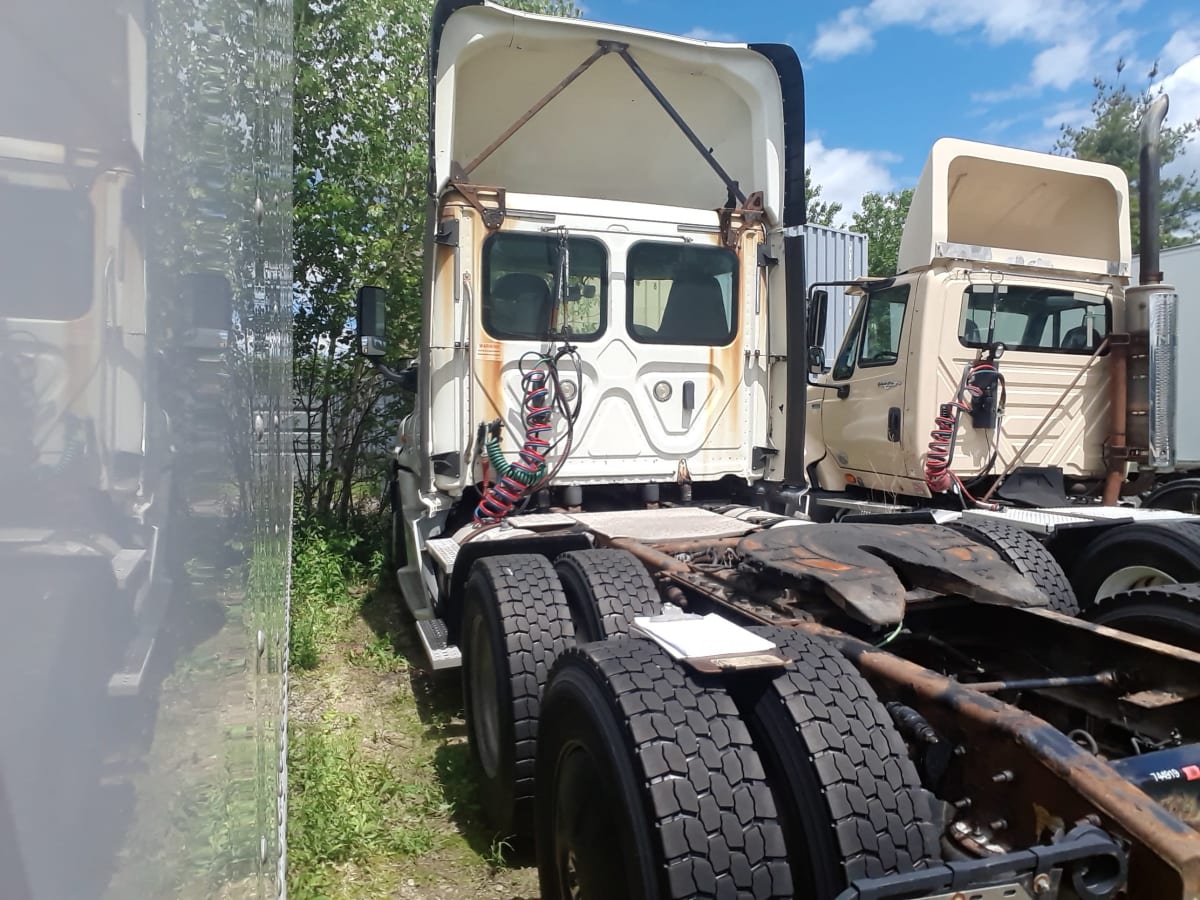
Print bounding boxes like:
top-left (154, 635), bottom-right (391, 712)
top-left (631, 611), bottom-right (777, 661)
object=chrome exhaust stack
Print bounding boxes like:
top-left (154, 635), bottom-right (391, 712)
top-left (1124, 94), bottom-right (1177, 473)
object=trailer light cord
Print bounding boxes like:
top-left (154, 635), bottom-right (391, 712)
top-left (924, 359), bottom-right (1005, 507)
top-left (472, 344), bottom-right (582, 526)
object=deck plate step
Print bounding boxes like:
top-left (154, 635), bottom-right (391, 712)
top-left (416, 618), bottom-right (461, 671)
top-left (425, 538), bottom-right (460, 574)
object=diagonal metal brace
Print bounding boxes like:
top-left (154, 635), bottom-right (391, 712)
top-left (457, 38), bottom-right (748, 209)
top-left (460, 43), bottom-right (615, 177)
top-left (605, 41), bottom-right (747, 206)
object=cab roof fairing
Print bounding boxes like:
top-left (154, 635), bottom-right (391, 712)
top-left (427, 1), bottom-right (800, 225)
top-left (897, 138), bottom-right (1132, 278)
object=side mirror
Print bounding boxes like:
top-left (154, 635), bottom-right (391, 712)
top-left (396, 361), bottom-right (419, 393)
top-left (356, 285), bottom-right (387, 357)
top-left (808, 346), bottom-right (826, 375)
top-left (808, 289), bottom-right (829, 349)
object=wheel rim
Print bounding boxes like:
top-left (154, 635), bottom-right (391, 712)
top-left (1095, 565), bottom-right (1177, 601)
top-left (553, 742), bottom-right (624, 900)
top-left (468, 612), bottom-right (501, 779)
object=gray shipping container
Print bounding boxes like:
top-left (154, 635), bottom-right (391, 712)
top-left (804, 223), bottom-right (869, 359)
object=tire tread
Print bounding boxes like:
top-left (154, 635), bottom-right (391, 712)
top-left (559, 640), bottom-right (792, 899)
top-left (467, 554), bottom-right (575, 833)
top-left (1072, 520), bottom-right (1200, 607)
top-left (555, 549), bottom-right (660, 639)
top-left (747, 627), bottom-right (941, 887)
top-left (948, 519), bottom-right (1079, 614)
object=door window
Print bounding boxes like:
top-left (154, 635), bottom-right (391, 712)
top-left (830, 296), bottom-right (867, 380)
top-left (831, 283), bottom-right (910, 379)
top-left (859, 284), bottom-right (909, 367)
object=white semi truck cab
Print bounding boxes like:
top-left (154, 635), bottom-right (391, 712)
top-left (799, 129), bottom-right (1200, 614)
top-left (358, 1), bottom-right (809, 652)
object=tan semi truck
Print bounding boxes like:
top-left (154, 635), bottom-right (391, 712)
top-left (356, 3), bottom-right (1200, 898)
top-left (803, 118), bottom-right (1200, 636)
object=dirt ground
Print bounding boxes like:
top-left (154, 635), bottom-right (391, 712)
top-left (288, 585), bottom-right (540, 899)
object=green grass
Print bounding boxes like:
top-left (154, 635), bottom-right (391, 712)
top-left (289, 522), bottom-right (380, 670)
top-left (287, 713), bottom-right (448, 899)
top-left (172, 725), bottom-right (260, 885)
top-left (286, 510), bottom-right (540, 899)
top-left (345, 631), bottom-right (409, 673)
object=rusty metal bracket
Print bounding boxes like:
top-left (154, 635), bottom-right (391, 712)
top-left (1106, 443), bottom-right (1138, 463)
top-left (718, 191), bottom-right (766, 248)
top-left (446, 169), bottom-right (506, 230)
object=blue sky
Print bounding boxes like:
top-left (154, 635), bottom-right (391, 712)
top-left (579, 0), bottom-right (1200, 219)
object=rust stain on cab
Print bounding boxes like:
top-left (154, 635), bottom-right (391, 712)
top-left (698, 225), bottom-right (754, 463)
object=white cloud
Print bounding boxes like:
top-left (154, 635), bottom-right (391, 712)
top-left (1041, 102), bottom-right (1093, 130)
top-left (1162, 28), bottom-right (1200, 71)
top-left (971, 84), bottom-right (1037, 104)
top-left (682, 26), bottom-right (738, 43)
top-left (812, 0), bottom-right (1093, 59)
top-left (1158, 53), bottom-right (1200, 180)
top-left (1102, 29), bottom-right (1137, 54)
top-left (811, 0), bottom-right (1140, 96)
top-left (1031, 38), bottom-right (1095, 90)
top-left (867, 0), bottom-right (1089, 45)
top-left (1162, 54), bottom-right (1200, 121)
top-left (805, 138), bottom-right (899, 219)
top-left (811, 9), bottom-right (875, 61)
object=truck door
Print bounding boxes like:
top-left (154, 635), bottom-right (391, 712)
top-left (820, 281), bottom-right (912, 491)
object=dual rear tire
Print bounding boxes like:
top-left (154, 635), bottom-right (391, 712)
top-left (461, 555), bottom-right (576, 838)
top-left (462, 550), bottom-right (942, 898)
top-left (460, 548), bottom-right (659, 839)
top-left (535, 629), bottom-right (940, 900)
top-left (947, 518), bottom-right (1079, 615)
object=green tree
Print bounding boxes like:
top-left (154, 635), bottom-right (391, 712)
top-left (806, 167), bottom-right (842, 226)
top-left (1055, 76), bottom-right (1200, 252)
top-left (852, 189), bottom-right (913, 277)
top-left (293, 0), bottom-right (578, 521)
